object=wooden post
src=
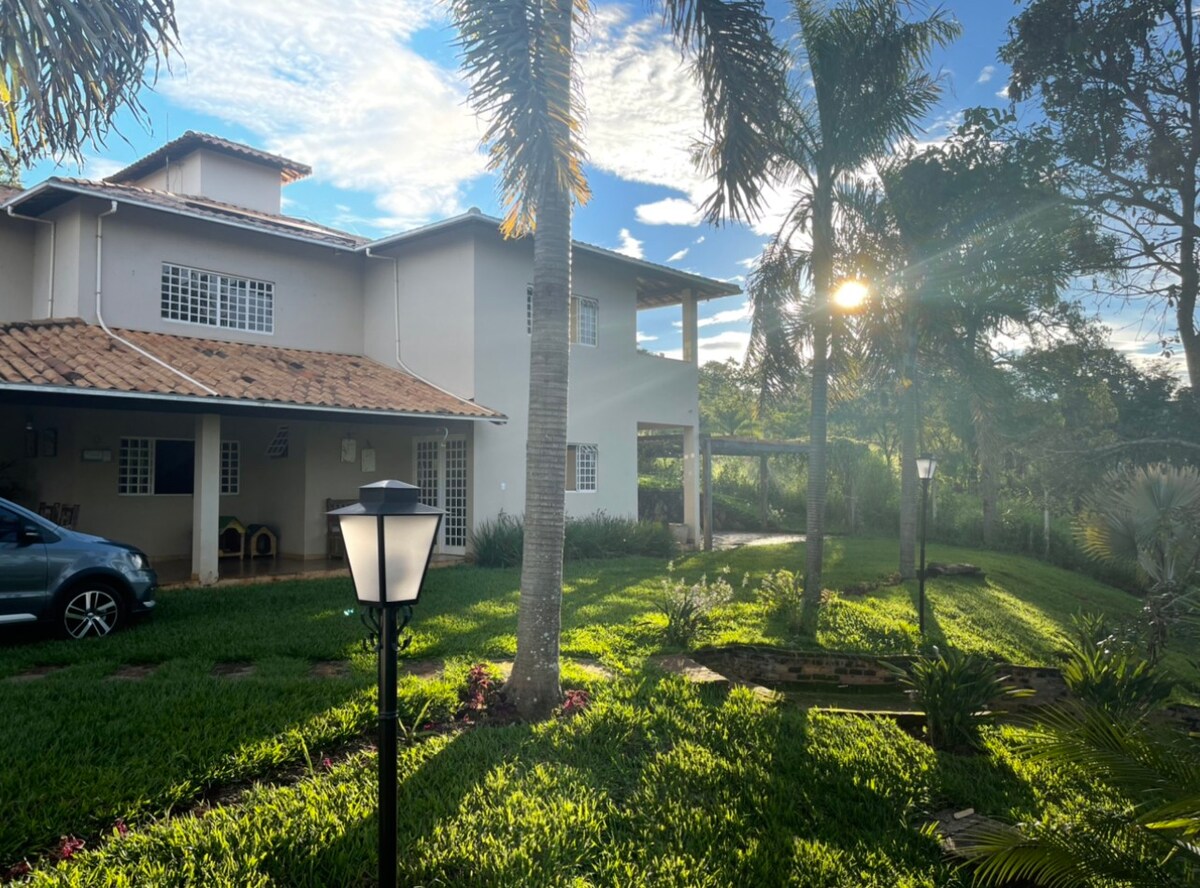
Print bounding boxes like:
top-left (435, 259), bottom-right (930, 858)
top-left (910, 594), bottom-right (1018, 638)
top-left (703, 436), bottom-right (713, 552)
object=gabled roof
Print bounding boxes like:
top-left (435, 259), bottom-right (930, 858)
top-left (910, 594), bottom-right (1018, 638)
top-left (106, 131), bottom-right (311, 185)
top-left (7, 178), bottom-right (365, 250)
top-left (0, 318), bottom-right (503, 421)
top-left (364, 210), bottom-right (741, 308)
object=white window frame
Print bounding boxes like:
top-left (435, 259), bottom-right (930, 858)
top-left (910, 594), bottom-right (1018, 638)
top-left (220, 441), bottom-right (240, 495)
top-left (161, 262), bottom-right (274, 334)
top-left (117, 437), bottom-right (241, 496)
top-left (567, 443), bottom-right (598, 493)
top-left (526, 287), bottom-right (599, 347)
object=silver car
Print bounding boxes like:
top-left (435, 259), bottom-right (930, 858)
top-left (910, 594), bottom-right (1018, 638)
top-left (0, 497), bottom-right (157, 639)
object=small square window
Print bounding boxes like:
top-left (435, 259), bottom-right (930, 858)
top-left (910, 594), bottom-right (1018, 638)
top-left (118, 438), bottom-right (152, 495)
top-left (566, 443), bottom-right (598, 492)
top-left (220, 441), bottom-right (240, 495)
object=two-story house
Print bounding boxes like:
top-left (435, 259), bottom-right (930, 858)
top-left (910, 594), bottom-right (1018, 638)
top-left (0, 133), bottom-right (736, 583)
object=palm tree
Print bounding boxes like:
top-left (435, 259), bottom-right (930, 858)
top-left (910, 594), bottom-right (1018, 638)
top-left (1, 0), bottom-right (177, 167)
top-left (746, 0), bottom-right (958, 623)
top-left (1077, 463), bottom-right (1200, 662)
top-left (449, 0), bottom-right (785, 718)
top-left (960, 704), bottom-right (1200, 887)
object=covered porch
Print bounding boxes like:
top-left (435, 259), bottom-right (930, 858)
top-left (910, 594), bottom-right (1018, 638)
top-left (0, 318), bottom-right (504, 583)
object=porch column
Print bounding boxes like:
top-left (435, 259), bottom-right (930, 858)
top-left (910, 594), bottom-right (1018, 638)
top-left (681, 289), bottom-right (699, 365)
top-left (192, 413), bottom-right (220, 585)
top-left (682, 425), bottom-right (701, 546)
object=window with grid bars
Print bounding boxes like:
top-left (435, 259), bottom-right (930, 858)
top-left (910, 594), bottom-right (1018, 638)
top-left (526, 287), bottom-right (598, 346)
top-left (566, 444), bottom-right (598, 492)
top-left (118, 437), bottom-right (240, 495)
top-left (220, 441), bottom-right (240, 495)
top-left (161, 262), bottom-right (274, 333)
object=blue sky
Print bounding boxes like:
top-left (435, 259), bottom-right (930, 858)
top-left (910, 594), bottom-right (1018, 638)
top-left (25, 0), bottom-right (1179, 375)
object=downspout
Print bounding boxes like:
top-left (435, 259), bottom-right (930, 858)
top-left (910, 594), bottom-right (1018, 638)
top-left (94, 201), bottom-right (219, 395)
top-left (364, 247), bottom-right (470, 404)
top-left (6, 206), bottom-right (55, 316)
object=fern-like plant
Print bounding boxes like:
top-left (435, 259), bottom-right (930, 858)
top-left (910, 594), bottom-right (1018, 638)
top-left (892, 648), bottom-right (1008, 752)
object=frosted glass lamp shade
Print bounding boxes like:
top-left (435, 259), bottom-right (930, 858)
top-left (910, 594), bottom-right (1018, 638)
top-left (328, 481), bottom-right (443, 607)
top-left (916, 455), bottom-right (938, 481)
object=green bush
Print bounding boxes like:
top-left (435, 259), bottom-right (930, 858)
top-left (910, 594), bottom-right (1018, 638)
top-left (471, 511), bottom-right (676, 568)
top-left (893, 648), bottom-right (1008, 752)
top-left (657, 573), bottom-right (733, 648)
top-left (1061, 613), bottom-right (1174, 717)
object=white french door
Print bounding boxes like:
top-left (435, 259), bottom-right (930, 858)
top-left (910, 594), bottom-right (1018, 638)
top-left (414, 435), bottom-right (468, 554)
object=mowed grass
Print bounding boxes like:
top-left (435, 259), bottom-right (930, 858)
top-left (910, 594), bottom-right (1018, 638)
top-left (0, 537), bottom-right (1165, 875)
top-left (24, 678), bottom-right (1091, 888)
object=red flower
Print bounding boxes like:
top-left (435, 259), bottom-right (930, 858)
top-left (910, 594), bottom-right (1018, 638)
top-left (322, 757), bottom-right (333, 770)
top-left (57, 836), bottom-right (85, 860)
top-left (114, 819), bottom-right (129, 837)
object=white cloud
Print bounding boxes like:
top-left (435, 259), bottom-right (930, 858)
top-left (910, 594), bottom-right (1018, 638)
top-left (660, 331), bottom-right (751, 364)
top-left (694, 235), bottom-right (705, 244)
top-left (636, 331), bottom-right (659, 343)
top-left (666, 247), bottom-right (689, 263)
top-left (976, 65), bottom-right (995, 85)
top-left (699, 301), bottom-right (752, 328)
top-left (80, 155), bottom-right (128, 180)
top-left (615, 228), bottom-right (644, 259)
top-left (996, 85), bottom-right (1011, 100)
top-left (158, 0), bottom-right (485, 230)
top-left (635, 197), bottom-right (702, 227)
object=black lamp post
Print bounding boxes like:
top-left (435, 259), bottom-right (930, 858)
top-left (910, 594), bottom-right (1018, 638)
top-left (329, 481), bottom-right (442, 888)
top-left (916, 455), bottom-right (937, 636)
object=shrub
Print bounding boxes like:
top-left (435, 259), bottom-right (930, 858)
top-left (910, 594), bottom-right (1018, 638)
top-left (1061, 613), bottom-right (1174, 717)
top-left (893, 648), bottom-right (1008, 752)
top-left (657, 573), bottom-right (733, 648)
top-left (471, 511), bottom-right (676, 567)
top-left (471, 512), bottom-right (524, 567)
top-left (756, 569), bottom-right (805, 634)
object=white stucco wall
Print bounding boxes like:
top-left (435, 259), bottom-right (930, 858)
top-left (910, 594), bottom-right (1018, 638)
top-left (363, 231), bottom-right (476, 398)
top-left (131, 150), bottom-right (283, 213)
top-left (133, 153), bottom-right (203, 196)
top-left (467, 231), bottom-right (700, 531)
top-left (60, 199), bottom-right (363, 353)
top-left (0, 217), bottom-right (35, 322)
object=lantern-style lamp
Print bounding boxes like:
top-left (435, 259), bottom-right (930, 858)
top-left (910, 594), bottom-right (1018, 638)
top-left (915, 455), bottom-right (938, 636)
top-left (329, 480), bottom-right (442, 888)
top-left (331, 480), bottom-right (442, 607)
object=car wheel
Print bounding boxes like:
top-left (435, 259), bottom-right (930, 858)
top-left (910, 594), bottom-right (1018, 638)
top-left (59, 584), bottom-right (126, 639)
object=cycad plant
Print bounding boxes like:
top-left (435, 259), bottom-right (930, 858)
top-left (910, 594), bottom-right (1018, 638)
top-left (1076, 463), bottom-right (1200, 662)
top-left (960, 704), bottom-right (1200, 887)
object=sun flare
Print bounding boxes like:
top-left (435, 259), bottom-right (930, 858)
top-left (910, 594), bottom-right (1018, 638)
top-left (832, 280), bottom-right (869, 312)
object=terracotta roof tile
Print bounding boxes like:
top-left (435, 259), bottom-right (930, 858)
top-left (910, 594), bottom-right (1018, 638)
top-left (0, 319), bottom-right (503, 420)
top-left (43, 178), bottom-right (365, 249)
top-left (106, 131), bottom-right (311, 185)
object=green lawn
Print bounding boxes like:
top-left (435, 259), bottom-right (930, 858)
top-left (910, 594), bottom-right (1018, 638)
top-left (0, 537), bottom-right (1168, 882)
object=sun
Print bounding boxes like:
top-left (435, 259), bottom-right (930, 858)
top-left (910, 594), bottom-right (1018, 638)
top-left (832, 280), bottom-right (869, 312)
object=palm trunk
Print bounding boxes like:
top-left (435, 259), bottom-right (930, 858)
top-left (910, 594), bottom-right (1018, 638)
top-left (508, 0), bottom-right (572, 720)
top-left (803, 181), bottom-right (834, 627)
top-left (898, 293), bottom-right (919, 579)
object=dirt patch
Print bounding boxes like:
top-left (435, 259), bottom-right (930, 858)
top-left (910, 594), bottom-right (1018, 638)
top-left (211, 661), bottom-right (256, 679)
top-left (309, 660), bottom-right (352, 679)
top-left (400, 659), bottom-right (444, 679)
top-left (107, 663), bottom-right (160, 681)
top-left (4, 664), bottom-right (66, 683)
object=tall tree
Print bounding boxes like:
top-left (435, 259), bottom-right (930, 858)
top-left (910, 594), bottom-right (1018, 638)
top-left (1003, 0), bottom-right (1200, 400)
top-left (450, 0), bottom-right (785, 718)
top-left (749, 0), bottom-right (958, 619)
top-left (1, 0), bottom-right (177, 167)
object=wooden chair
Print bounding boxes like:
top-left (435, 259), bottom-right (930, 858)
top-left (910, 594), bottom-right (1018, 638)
top-left (57, 504), bottom-right (79, 529)
top-left (37, 502), bottom-right (60, 523)
top-left (325, 498), bottom-right (356, 559)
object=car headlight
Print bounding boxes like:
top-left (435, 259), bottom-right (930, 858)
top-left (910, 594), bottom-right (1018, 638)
top-left (128, 551), bottom-right (148, 570)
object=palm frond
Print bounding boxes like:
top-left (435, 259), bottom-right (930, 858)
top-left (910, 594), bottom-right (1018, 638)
top-left (746, 237), bottom-right (807, 409)
top-left (449, 0), bottom-right (591, 236)
top-left (661, 0), bottom-right (789, 224)
top-left (1, 0), bottom-right (177, 166)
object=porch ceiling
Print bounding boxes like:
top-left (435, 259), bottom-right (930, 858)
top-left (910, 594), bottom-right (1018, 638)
top-left (0, 318), bottom-right (505, 422)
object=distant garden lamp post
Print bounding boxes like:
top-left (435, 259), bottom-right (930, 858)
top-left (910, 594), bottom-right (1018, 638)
top-left (328, 481), bottom-right (442, 888)
top-left (916, 455), bottom-right (937, 636)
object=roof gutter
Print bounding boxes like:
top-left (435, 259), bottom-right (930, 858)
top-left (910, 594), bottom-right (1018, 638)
top-left (93, 201), bottom-right (220, 396)
top-left (0, 382), bottom-right (506, 423)
top-left (14, 180), bottom-right (361, 252)
top-left (6, 206), bottom-right (54, 315)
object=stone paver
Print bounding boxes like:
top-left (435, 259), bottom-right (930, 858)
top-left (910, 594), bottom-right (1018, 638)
top-left (309, 660), bottom-right (352, 679)
top-left (108, 663), bottom-right (160, 681)
top-left (4, 664), bottom-right (65, 683)
top-left (211, 661), bottom-right (256, 679)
